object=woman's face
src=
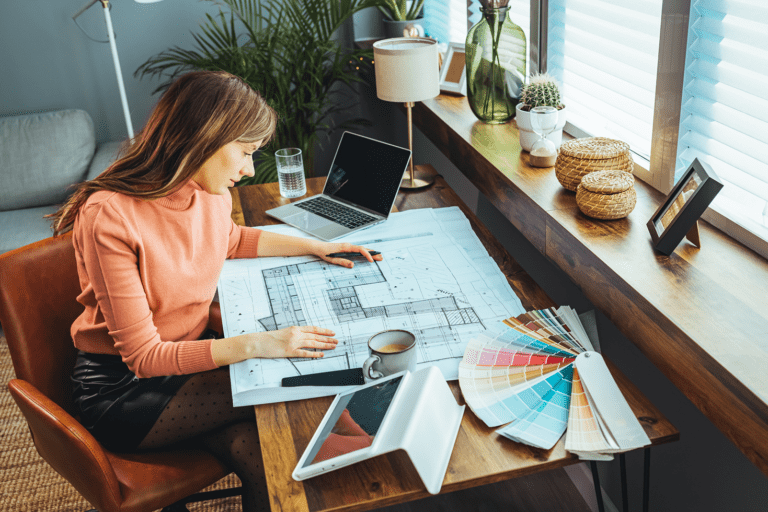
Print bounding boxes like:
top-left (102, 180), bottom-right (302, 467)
top-left (193, 140), bottom-right (262, 195)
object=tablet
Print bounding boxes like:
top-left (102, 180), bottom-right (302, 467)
top-left (292, 371), bottom-right (407, 481)
top-left (292, 366), bottom-right (465, 494)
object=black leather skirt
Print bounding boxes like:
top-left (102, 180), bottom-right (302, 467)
top-left (71, 350), bottom-right (193, 452)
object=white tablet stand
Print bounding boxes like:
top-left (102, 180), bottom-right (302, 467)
top-left (293, 366), bottom-right (465, 495)
top-left (378, 366), bottom-right (466, 494)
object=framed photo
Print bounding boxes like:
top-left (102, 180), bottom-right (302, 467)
top-left (646, 158), bottom-right (723, 255)
top-left (439, 43), bottom-right (467, 96)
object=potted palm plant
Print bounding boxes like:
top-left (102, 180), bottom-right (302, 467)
top-left (515, 73), bottom-right (567, 152)
top-left (379, 0), bottom-right (427, 38)
top-left (136, 0), bottom-right (381, 185)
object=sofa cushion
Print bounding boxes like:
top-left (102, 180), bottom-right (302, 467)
top-left (0, 205), bottom-right (59, 254)
top-left (0, 110), bottom-right (95, 211)
top-left (86, 141), bottom-right (123, 181)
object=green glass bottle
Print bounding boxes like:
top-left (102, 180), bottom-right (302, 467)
top-left (465, 7), bottom-right (527, 124)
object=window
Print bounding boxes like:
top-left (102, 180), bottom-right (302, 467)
top-left (428, 0), bottom-right (768, 256)
top-left (423, 0), bottom-right (530, 47)
top-left (675, 0), bottom-right (768, 249)
top-left (547, 0), bottom-right (663, 160)
top-left (424, 0), bottom-right (470, 44)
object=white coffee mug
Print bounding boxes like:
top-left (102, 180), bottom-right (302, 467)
top-left (362, 330), bottom-right (417, 381)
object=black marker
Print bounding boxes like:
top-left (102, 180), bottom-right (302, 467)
top-left (326, 251), bottom-right (381, 258)
top-left (282, 368), bottom-right (365, 387)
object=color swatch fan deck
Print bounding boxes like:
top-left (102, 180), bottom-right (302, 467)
top-left (458, 307), bottom-right (651, 460)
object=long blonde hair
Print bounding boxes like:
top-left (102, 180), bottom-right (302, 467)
top-left (51, 70), bottom-right (277, 235)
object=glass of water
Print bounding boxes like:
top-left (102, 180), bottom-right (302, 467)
top-left (275, 148), bottom-right (307, 198)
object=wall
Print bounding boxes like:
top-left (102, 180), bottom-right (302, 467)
top-left (0, 0), bottom-right (227, 143)
top-left (0, 0), bottom-right (366, 177)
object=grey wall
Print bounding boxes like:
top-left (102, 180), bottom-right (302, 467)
top-left (1, 1), bottom-right (223, 143)
top-left (0, 1), bottom-right (378, 177)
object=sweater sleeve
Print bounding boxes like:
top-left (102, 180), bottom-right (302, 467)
top-left (227, 220), bottom-right (262, 259)
top-left (77, 202), bottom-right (218, 378)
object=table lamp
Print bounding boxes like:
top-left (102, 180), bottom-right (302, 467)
top-left (72, 0), bottom-right (163, 139)
top-left (373, 38), bottom-right (440, 189)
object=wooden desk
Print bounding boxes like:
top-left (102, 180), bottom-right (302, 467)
top-left (230, 167), bottom-right (678, 512)
top-left (408, 96), bottom-right (768, 476)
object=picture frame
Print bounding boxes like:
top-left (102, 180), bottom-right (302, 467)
top-left (646, 158), bottom-right (723, 255)
top-left (438, 42), bottom-right (467, 96)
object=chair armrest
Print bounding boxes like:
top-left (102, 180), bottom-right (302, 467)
top-left (208, 301), bottom-right (223, 337)
top-left (8, 379), bottom-right (123, 512)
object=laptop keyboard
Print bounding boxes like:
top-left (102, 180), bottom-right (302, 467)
top-left (295, 197), bottom-right (377, 229)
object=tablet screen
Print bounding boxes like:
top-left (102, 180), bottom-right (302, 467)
top-left (301, 376), bottom-right (403, 467)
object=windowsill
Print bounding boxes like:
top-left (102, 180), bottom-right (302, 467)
top-left (410, 94), bottom-right (768, 477)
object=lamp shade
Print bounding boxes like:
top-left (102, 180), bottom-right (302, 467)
top-left (373, 38), bottom-right (440, 103)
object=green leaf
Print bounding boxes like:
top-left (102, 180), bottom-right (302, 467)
top-left (136, 0), bottom-right (377, 185)
top-left (406, 0), bottom-right (425, 20)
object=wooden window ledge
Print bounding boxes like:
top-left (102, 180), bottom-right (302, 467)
top-left (410, 95), bottom-right (768, 477)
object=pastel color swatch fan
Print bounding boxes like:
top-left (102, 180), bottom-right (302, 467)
top-left (458, 306), bottom-right (650, 460)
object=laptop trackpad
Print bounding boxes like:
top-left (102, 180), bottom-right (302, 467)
top-left (284, 211), bottom-right (333, 231)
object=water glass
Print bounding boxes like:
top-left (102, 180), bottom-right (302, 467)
top-left (275, 148), bottom-right (307, 198)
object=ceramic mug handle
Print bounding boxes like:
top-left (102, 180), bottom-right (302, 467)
top-left (362, 354), bottom-right (384, 380)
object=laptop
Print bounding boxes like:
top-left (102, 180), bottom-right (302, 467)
top-left (266, 132), bottom-right (412, 241)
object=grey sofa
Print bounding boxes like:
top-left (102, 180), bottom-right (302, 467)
top-left (0, 109), bottom-right (122, 254)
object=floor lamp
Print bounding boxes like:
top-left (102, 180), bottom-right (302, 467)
top-left (373, 38), bottom-right (440, 189)
top-left (72, 0), bottom-right (162, 139)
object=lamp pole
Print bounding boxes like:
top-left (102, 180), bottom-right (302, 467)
top-left (73, 0), bottom-right (135, 139)
top-left (100, 0), bottom-right (134, 138)
top-left (406, 101), bottom-right (414, 185)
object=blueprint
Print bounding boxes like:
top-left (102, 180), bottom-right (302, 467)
top-left (219, 208), bottom-right (525, 406)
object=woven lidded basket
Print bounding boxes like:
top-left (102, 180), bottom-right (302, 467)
top-left (576, 170), bottom-right (637, 220)
top-left (555, 137), bottom-right (633, 191)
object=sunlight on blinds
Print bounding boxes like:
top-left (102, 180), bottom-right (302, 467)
top-left (547, 0), bottom-right (663, 159)
top-left (424, 0), bottom-right (468, 44)
top-left (424, 0), bottom-right (529, 47)
top-left (676, 0), bottom-right (768, 237)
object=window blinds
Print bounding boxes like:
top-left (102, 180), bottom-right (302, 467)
top-left (676, 0), bottom-right (768, 237)
top-left (423, 0), bottom-right (530, 48)
top-left (547, 0), bottom-right (663, 159)
top-left (423, 0), bottom-right (469, 44)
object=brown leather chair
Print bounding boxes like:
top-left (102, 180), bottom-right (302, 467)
top-left (0, 233), bottom-right (240, 512)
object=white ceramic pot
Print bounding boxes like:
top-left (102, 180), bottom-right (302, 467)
top-left (515, 104), bottom-right (567, 152)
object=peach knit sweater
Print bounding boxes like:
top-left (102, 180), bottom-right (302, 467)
top-left (71, 179), bottom-right (261, 378)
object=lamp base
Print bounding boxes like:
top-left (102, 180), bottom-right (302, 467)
top-left (400, 168), bottom-right (435, 190)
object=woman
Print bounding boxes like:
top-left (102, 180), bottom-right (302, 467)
top-left (51, 70), bottom-right (381, 511)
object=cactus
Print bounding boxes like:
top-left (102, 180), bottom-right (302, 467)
top-left (520, 73), bottom-right (562, 109)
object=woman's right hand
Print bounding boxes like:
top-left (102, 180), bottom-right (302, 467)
top-left (211, 325), bottom-right (338, 366)
top-left (251, 325), bottom-right (338, 359)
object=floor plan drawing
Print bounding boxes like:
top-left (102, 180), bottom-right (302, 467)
top-left (219, 208), bottom-right (525, 405)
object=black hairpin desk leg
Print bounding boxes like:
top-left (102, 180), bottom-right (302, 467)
top-left (643, 448), bottom-right (652, 512)
top-left (620, 453), bottom-right (629, 512)
top-left (590, 461), bottom-right (606, 512)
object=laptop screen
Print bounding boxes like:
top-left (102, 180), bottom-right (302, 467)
top-left (323, 132), bottom-right (412, 217)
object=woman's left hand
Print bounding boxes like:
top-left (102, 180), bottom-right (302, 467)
top-left (315, 242), bottom-right (383, 268)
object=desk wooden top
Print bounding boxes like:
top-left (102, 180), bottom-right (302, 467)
top-left (409, 96), bottom-right (768, 477)
top-left (230, 167), bottom-right (678, 512)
